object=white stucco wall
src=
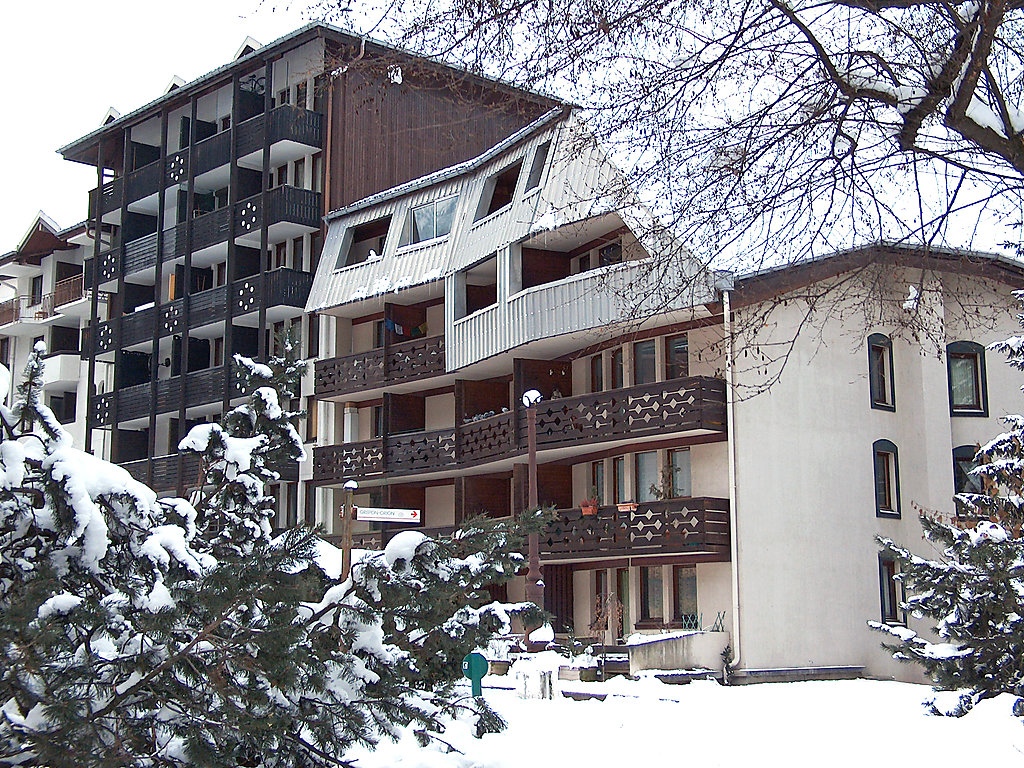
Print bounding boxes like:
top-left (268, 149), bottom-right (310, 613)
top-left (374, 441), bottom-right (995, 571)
top-left (729, 270), bottom-right (1020, 680)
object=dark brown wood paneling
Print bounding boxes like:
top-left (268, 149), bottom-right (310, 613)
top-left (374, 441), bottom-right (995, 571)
top-left (462, 475), bottom-right (511, 519)
top-left (522, 248), bottom-right (570, 290)
top-left (386, 392), bottom-right (425, 434)
top-left (329, 65), bottom-right (551, 208)
top-left (543, 563), bottom-right (574, 633)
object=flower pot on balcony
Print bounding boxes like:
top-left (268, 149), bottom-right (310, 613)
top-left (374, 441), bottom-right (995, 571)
top-left (581, 502), bottom-right (599, 516)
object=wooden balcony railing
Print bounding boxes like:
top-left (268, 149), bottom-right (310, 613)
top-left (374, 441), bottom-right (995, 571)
top-left (91, 365), bottom-right (244, 426)
top-left (315, 335), bottom-right (446, 398)
top-left (88, 270), bottom-right (311, 355)
top-left (53, 275), bottom-right (85, 307)
top-left (312, 377), bottom-right (726, 484)
top-left (89, 109), bottom-right (322, 221)
top-left (321, 497), bottom-right (730, 561)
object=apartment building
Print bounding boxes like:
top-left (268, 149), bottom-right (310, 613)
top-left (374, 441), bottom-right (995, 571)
top-left (0, 213), bottom-right (109, 450)
top-left (304, 108), bottom-right (1024, 681)
top-left (56, 24), bottom-right (554, 512)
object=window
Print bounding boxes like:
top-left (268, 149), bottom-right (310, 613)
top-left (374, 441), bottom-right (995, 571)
top-left (372, 404), bottom-right (385, 438)
top-left (307, 313), bottom-right (320, 358)
top-left (590, 354), bottom-right (604, 393)
top-left (670, 448), bottom-right (691, 498)
top-left (293, 157), bottom-right (305, 189)
top-left (611, 348), bottom-right (624, 389)
top-left (635, 451), bottom-right (659, 503)
top-left (274, 164), bottom-right (288, 188)
top-left (591, 460), bottom-right (605, 504)
top-left (277, 88), bottom-right (290, 106)
top-left (879, 555), bottom-right (904, 624)
top-left (374, 319), bottom-right (387, 349)
top-left (304, 483), bottom-right (317, 525)
top-left (476, 160), bottom-right (523, 220)
top-left (292, 237), bottom-right (304, 270)
top-left (867, 333), bottom-right (895, 411)
top-left (634, 339), bottom-right (656, 385)
top-left (0, 337), bottom-right (9, 368)
top-left (337, 216), bottom-right (390, 269)
top-left (613, 456), bottom-right (626, 504)
top-left (673, 565), bottom-right (698, 624)
top-left (953, 444), bottom-right (984, 495)
top-left (525, 140), bottom-right (551, 191)
top-left (273, 242), bottom-right (287, 269)
top-left (873, 439), bottom-right (901, 518)
top-left (296, 81), bottom-right (308, 108)
top-left (305, 396), bottom-right (318, 442)
top-left (406, 196), bottom-right (457, 244)
top-left (30, 275), bottom-right (43, 306)
top-left (947, 341), bottom-right (987, 416)
top-left (312, 153), bottom-right (324, 193)
top-left (213, 337), bottom-right (224, 367)
top-left (640, 566), bottom-right (664, 623)
top-left (599, 241), bottom-right (622, 266)
top-left (666, 334), bottom-right (688, 379)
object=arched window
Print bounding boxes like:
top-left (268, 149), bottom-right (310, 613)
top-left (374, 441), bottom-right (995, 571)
top-left (946, 341), bottom-right (988, 416)
top-left (953, 444), bottom-right (984, 495)
top-left (873, 439), bottom-right (901, 518)
top-left (867, 333), bottom-right (895, 411)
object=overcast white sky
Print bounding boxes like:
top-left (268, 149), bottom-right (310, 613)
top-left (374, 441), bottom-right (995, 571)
top-left (0, 1), bottom-right (330, 249)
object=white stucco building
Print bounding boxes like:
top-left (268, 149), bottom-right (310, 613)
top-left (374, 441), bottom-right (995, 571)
top-left (302, 108), bottom-right (1024, 682)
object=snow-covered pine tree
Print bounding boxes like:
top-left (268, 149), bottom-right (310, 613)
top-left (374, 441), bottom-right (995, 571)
top-left (871, 298), bottom-right (1024, 719)
top-left (0, 342), bottom-right (537, 767)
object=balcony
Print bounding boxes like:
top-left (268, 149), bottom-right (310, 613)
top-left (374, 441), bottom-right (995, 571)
top-left (236, 105), bottom-right (324, 158)
top-left (88, 269), bottom-right (311, 356)
top-left (325, 497), bottom-right (730, 562)
top-left (0, 275), bottom-right (105, 334)
top-left (88, 108), bottom-right (321, 220)
top-left (315, 335), bottom-right (446, 399)
top-left (91, 365), bottom-right (242, 426)
top-left (121, 449), bottom-right (296, 494)
top-left (312, 376), bottom-right (726, 484)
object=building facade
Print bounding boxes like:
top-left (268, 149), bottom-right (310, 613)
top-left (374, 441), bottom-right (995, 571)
top-left (3, 23), bottom-right (1016, 683)
top-left (55, 24), bottom-right (554, 515)
top-left (303, 107), bottom-right (1024, 681)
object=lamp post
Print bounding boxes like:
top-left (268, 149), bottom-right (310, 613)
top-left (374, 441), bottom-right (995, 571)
top-left (341, 479), bottom-right (358, 582)
top-left (522, 389), bottom-right (544, 651)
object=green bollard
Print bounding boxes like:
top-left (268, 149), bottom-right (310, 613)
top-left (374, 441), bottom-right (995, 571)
top-left (461, 651), bottom-right (488, 697)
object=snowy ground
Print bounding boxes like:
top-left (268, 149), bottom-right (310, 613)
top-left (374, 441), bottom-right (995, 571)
top-left (346, 669), bottom-right (1024, 767)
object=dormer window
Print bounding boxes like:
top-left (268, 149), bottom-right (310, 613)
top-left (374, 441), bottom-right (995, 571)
top-left (475, 160), bottom-right (523, 220)
top-left (404, 196), bottom-right (457, 245)
top-left (337, 215), bottom-right (391, 269)
top-left (525, 141), bottom-right (551, 191)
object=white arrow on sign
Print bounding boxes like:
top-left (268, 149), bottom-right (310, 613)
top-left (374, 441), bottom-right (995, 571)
top-left (354, 506), bottom-right (421, 523)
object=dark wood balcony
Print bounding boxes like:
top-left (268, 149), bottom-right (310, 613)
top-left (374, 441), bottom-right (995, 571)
top-left (93, 187), bottom-right (319, 281)
top-left (312, 377), bottom-right (726, 484)
top-left (91, 365), bottom-right (243, 426)
top-left (89, 109), bottom-right (319, 219)
top-left (122, 447), bottom-right (296, 494)
top-left (314, 335), bottom-right (446, 399)
top-left (236, 105), bottom-right (324, 157)
top-left (527, 376), bottom-right (726, 448)
top-left (323, 497), bottom-right (730, 562)
top-left (88, 269), bottom-right (311, 355)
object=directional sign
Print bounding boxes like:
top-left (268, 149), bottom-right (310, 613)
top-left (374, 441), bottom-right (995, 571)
top-left (354, 506), bottom-right (421, 523)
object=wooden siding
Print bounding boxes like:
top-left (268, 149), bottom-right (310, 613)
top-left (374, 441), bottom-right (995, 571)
top-left (328, 64), bottom-right (551, 209)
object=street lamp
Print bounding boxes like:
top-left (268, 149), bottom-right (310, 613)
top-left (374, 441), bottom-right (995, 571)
top-left (521, 389), bottom-right (544, 651)
top-left (341, 479), bottom-right (358, 582)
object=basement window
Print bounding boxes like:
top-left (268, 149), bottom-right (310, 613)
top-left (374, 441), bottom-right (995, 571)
top-left (475, 160), bottom-right (523, 220)
top-left (337, 215), bottom-right (391, 269)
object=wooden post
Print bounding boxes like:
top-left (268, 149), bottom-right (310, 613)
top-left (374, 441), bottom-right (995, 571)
top-left (522, 389), bottom-right (544, 651)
